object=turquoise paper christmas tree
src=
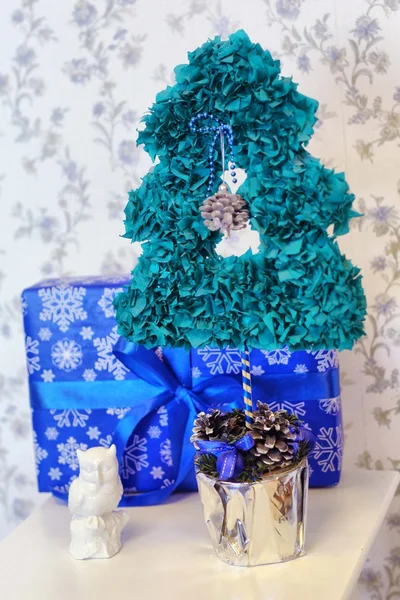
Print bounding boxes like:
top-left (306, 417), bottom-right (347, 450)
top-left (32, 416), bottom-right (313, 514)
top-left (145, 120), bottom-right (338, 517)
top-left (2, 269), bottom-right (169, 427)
top-left (114, 30), bottom-right (366, 352)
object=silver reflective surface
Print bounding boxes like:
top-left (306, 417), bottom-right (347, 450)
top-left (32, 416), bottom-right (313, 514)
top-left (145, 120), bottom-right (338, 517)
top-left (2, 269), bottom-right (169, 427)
top-left (196, 460), bottom-right (309, 567)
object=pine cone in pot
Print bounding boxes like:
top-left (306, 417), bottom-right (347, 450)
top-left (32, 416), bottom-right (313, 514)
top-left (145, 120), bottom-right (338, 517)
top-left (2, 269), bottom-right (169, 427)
top-left (250, 401), bottom-right (301, 471)
top-left (191, 408), bottom-right (246, 447)
top-left (200, 183), bottom-right (249, 236)
top-left (223, 409), bottom-right (247, 442)
top-left (191, 410), bottom-right (226, 448)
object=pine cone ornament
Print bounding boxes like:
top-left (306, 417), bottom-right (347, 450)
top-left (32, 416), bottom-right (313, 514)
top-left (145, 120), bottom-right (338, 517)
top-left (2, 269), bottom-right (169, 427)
top-left (191, 408), bottom-right (246, 448)
top-left (250, 402), bottom-right (301, 470)
top-left (191, 410), bottom-right (225, 448)
top-left (200, 183), bottom-right (249, 236)
top-left (223, 410), bottom-right (247, 442)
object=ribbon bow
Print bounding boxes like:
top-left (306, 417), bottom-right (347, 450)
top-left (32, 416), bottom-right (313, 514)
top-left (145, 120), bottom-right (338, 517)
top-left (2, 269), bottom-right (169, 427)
top-left (111, 339), bottom-right (242, 506)
top-left (196, 433), bottom-right (255, 480)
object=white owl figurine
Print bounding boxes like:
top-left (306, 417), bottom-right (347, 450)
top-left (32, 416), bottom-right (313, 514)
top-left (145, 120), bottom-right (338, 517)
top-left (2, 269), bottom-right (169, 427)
top-left (68, 444), bottom-right (129, 560)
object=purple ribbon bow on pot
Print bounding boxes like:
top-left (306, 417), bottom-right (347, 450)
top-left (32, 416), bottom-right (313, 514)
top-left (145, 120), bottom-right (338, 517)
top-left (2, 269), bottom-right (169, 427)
top-left (196, 433), bottom-right (255, 480)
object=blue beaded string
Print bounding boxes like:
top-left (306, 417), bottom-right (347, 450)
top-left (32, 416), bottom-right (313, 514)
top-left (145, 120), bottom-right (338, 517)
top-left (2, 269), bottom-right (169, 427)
top-left (189, 113), bottom-right (237, 196)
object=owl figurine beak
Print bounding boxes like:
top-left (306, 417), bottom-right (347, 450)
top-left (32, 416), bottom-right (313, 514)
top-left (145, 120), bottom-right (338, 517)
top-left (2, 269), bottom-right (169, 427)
top-left (96, 467), bottom-right (103, 485)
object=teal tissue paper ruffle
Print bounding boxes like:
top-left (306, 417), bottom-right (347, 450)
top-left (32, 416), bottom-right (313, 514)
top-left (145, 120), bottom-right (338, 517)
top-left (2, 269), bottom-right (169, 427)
top-left (114, 30), bottom-right (366, 352)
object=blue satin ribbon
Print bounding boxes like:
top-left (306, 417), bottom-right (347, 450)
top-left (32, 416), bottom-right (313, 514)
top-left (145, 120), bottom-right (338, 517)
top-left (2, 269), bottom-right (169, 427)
top-left (29, 380), bottom-right (163, 409)
top-left (52, 340), bottom-right (242, 506)
top-left (38, 340), bottom-right (338, 505)
top-left (196, 433), bottom-right (255, 480)
top-left (30, 368), bottom-right (340, 410)
top-left (251, 369), bottom-right (340, 403)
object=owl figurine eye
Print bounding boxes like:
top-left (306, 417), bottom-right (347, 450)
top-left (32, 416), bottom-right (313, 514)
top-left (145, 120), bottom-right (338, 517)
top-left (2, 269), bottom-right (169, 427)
top-left (75, 445), bottom-right (118, 484)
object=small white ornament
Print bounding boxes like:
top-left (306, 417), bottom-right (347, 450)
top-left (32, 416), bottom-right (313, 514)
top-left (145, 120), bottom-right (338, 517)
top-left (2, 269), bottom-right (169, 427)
top-left (68, 444), bottom-right (128, 560)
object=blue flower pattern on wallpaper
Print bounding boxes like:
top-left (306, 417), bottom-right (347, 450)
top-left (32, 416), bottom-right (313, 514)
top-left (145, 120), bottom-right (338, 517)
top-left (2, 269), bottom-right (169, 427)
top-left (1, 1), bottom-right (400, 596)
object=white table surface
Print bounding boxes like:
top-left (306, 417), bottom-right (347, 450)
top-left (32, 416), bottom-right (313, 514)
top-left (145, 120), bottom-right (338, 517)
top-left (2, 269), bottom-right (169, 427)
top-left (0, 470), bottom-right (398, 600)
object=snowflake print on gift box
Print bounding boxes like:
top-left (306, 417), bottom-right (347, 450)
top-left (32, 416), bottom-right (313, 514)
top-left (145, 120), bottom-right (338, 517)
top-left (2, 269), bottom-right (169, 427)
top-left (268, 401), bottom-right (306, 418)
top-left (99, 435), bottom-right (113, 448)
top-left (25, 336), bottom-right (40, 374)
top-left (160, 439), bottom-right (173, 467)
top-left (86, 426), bottom-right (101, 440)
top-left (51, 339), bottom-right (82, 372)
top-left (41, 369), bottom-right (55, 383)
top-left (93, 325), bottom-right (129, 381)
top-left (34, 431), bottom-right (48, 474)
top-left (106, 407), bottom-right (130, 419)
top-left (57, 437), bottom-right (88, 471)
top-left (80, 326), bottom-right (94, 340)
top-left (312, 426), bottom-right (343, 473)
top-left (294, 364), bottom-right (309, 374)
top-left (38, 284), bottom-right (87, 332)
top-left (50, 409), bottom-right (92, 428)
top-left (48, 467), bottom-right (62, 481)
top-left (158, 406), bottom-right (168, 427)
top-left (21, 295), bottom-right (28, 316)
top-left (120, 435), bottom-right (149, 479)
top-left (251, 365), bottom-right (265, 376)
top-left (98, 287), bottom-right (123, 318)
top-left (147, 425), bottom-right (162, 439)
top-left (150, 466), bottom-right (165, 480)
top-left (38, 327), bottom-right (52, 341)
top-left (45, 427), bottom-right (59, 441)
top-left (197, 346), bottom-right (242, 375)
top-left (307, 349), bottom-right (338, 372)
top-left (161, 478), bottom-right (175, 489)
top-left (261, 346), bottom-right (291, 366)
top-left (319, 396), bottom-right (341, 415)
top-left (53, 476), bottom-right (77, 495)
top-left (192, 366), bottom-right (201, 379)
top-left (82, 368), bottom-right (97, 382)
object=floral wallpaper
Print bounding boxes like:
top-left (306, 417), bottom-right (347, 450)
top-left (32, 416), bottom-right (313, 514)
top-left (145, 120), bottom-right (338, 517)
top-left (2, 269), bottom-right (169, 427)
top-left (0, 0), bottom-right (399, 596)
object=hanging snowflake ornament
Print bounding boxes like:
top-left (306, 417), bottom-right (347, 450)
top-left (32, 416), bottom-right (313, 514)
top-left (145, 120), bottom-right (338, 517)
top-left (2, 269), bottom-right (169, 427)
top-left (189, 113), bottom-right (250, 237)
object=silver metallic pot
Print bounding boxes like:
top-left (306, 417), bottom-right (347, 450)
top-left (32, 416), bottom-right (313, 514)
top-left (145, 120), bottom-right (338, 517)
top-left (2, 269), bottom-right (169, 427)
top-left (196, 459), bottom-right (309, 567)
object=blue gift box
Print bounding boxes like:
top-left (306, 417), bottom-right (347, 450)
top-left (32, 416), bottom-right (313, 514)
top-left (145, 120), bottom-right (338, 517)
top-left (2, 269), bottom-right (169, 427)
top-left (22, 276), bottom-right (343, 505)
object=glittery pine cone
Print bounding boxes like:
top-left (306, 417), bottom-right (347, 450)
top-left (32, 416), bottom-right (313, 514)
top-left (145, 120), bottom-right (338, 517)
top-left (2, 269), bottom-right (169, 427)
top-left (250, 401), bottom-right (301, 470)
top-left (191, 408), bottom-right (246, 448)
top-left (200, 184), bottom-right (249, 235)
top-left (191, 410), bottom-right (225, 448)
